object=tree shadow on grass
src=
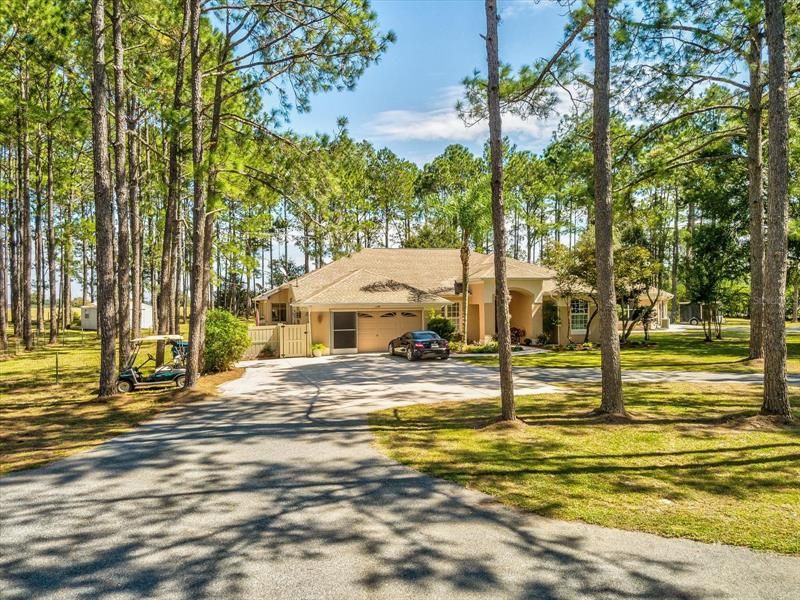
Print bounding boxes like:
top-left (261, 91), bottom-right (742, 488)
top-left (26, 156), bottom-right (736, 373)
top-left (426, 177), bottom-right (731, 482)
top-left (0, 358), bottom-right (765, 599)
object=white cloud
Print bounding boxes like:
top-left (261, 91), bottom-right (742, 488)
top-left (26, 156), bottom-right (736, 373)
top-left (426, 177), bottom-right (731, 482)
top-left (363, 85), bottom-right (568, 151)
top-left (499, 0), bottom-right (550, 19)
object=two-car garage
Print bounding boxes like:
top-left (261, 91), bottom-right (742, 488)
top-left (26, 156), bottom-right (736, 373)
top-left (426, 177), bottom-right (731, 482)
top-left (331, 310), bottom-right (423, 354)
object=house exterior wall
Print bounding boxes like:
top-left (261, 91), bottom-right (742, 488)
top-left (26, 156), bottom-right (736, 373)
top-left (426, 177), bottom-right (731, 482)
top-left (310, 310), bottom-right (331, 351)
top-left (559, 296), bottom-right (673, 345)
top-left (258, 288), bottom-right (292, 324)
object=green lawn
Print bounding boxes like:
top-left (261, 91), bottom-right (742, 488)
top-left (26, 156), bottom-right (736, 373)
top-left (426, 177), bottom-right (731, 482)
top-left (0, 328), bottom-right (240, 475)
top-left (370, 383), bottom-right (800, 554)
top-left (462, 326), bottom-right (800, 374)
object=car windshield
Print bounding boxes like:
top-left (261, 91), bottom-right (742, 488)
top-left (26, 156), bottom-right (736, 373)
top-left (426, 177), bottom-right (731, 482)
top-left (412, 331), bottom-right (441, 340)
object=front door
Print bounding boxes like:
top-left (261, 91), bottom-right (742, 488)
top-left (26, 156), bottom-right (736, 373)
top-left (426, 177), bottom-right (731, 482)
top-left (331, 311), bottom-right (358, 354)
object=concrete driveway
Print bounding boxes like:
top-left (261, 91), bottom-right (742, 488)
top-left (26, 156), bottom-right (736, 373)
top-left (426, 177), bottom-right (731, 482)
top-left (2, 356), bottom-right (799, 599)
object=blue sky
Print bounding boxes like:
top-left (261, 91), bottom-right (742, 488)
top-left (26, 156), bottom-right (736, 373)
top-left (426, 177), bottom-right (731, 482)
top-left (287, 0), bottom-right (575, 165)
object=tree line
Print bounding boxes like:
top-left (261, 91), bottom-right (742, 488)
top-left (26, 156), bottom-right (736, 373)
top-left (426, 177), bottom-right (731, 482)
top-left (0, 0), bottom-right (797, 420)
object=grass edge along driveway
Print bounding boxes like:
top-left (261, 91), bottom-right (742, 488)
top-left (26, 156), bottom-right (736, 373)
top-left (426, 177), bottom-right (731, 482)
top-left (370, 382), bottom-right (800, 555)
top-left (462, 328), bottom-right (800, 374)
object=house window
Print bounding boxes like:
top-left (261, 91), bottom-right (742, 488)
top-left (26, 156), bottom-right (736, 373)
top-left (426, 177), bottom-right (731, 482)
top-left (271, 303), bottom-right (288, 323)
top-left (570, 299), bottom-right (589, 333)
top-left (442, 303), bottom-right (460, 328)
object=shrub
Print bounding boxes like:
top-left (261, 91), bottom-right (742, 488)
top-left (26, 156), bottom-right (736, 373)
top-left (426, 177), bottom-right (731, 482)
top-left (426, 316), bottom-right (455, 340)
top-left (204, 308), bottom-right (249, 373)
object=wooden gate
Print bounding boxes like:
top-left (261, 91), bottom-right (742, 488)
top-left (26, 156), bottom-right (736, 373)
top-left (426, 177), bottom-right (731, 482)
top-left (245, 323), bottom-right (310, 359)
top-left (279, 323), bottom-right (310, 358)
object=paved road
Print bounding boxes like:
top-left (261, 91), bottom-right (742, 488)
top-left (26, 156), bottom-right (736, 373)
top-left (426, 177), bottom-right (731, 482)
top-left (2, 355), bottom-right (799, 599)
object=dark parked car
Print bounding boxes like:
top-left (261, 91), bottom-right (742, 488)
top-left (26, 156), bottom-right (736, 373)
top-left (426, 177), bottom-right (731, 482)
top-left (389, 330), bottom-right (450, 361)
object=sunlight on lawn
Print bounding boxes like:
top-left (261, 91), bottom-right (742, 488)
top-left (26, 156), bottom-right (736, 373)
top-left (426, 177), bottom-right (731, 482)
top-left (370, 383), bottom-right (800, 554)
top-left (463, 327), bottom-right (800, 374)
top-left (0, 328), bottom-right (239, 475)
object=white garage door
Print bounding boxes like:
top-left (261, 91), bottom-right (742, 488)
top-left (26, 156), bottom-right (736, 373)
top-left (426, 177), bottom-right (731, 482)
top-left (357, 310), bottom-right (422, 353)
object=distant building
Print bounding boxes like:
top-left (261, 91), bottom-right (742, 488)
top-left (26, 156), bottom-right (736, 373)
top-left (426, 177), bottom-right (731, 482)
top-left (80, 303), bottom-right (153, 331)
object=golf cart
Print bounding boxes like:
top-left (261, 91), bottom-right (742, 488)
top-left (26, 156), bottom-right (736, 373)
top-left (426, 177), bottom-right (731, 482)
top-left (117, 334), bottom-right (188, 393)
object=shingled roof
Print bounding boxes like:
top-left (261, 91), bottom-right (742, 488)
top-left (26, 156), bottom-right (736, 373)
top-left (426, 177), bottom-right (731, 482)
top-left (255, 248), bottom-right (555, 304)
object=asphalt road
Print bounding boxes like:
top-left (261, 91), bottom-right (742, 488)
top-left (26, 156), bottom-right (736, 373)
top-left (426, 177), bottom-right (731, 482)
top-left (2, 355), bottom-right (798, 599)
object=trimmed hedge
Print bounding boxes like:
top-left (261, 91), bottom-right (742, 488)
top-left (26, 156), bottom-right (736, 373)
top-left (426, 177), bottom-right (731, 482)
top-left (426, 316), bottom-right (455, 340)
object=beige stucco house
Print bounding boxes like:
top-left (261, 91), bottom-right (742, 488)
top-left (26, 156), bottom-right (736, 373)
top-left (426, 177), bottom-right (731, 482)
top-left (254, 248), bottom-right (672, 354)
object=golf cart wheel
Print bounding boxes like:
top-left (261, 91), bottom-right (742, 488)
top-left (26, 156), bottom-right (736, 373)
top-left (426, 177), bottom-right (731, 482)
top-left (175, 375), bottom-right (186, 389)
top-left (117, 380), bottom-right (133, 393)
top-left (689, 317), bottom-right (699, 325)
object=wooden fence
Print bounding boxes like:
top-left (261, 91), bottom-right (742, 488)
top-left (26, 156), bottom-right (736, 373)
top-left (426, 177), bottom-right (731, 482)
top-left (244, 323), bottom-right (310, 359)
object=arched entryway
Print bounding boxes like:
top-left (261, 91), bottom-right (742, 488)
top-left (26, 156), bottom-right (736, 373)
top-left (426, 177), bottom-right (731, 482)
top-left (508, 289), bottom-right (534, 342)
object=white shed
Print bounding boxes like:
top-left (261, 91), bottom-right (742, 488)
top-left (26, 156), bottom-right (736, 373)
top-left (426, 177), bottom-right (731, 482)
top-left (139, 303), bottom-right (153, 330)
top-left (80, 302), bottom-right (153, 331)
top-left (80, 304), bottom-right (97, 330)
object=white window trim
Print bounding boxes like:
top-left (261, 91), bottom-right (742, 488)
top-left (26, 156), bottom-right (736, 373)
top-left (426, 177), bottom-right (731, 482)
top-left (570, 299), bottom-right (589, 334)
top-left (442, 303), bottom-right (461, 331)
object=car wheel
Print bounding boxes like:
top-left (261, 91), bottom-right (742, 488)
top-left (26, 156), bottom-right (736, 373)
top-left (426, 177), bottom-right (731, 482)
top-left (117, 380), bottom-right (133, 393)
top-left (441, 353), bottom-right (450, 360)
top-left (689, 317), bottom-right (699, 325)
top-left (175, 375), bottom-right (186, 388)
top-left (388, 342), bottom-right (395, 355)
top-left (406, 347), bottom-right (415, 361)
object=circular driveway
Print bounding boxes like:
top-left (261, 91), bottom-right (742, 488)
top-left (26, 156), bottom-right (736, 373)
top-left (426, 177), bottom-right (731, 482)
top-left (1, 355), bottom-right (798, 599)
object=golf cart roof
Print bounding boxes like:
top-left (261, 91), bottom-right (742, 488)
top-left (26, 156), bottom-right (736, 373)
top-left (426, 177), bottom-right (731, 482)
top-left (132, 334), bottom-right (184, 343)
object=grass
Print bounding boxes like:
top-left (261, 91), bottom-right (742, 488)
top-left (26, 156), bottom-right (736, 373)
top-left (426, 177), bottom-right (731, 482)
top-left (463, 326), bottom-right (800, 374)
top-left (0, 329), bottom-right (242, 475)
top-left (370, 383), bottom-right (800, 554)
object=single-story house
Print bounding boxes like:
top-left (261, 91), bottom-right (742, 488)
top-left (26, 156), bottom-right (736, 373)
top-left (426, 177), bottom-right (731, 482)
top-left (81, 302), bottom-right (153, 331)
top-left (254, 248), bottom-right (672, 354)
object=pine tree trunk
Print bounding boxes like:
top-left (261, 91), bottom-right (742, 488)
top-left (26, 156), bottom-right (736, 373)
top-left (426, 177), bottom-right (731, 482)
top-left (484, 0), bottom-right (515, 421)
top-left (592, 0), bottom-right (625, 416)
top-left (34, 134), bottom-right (44, 335)
top-left (91, 0), bottom-right (118, 397)
top-left (157, 0), bottom-right (190, 362)
top-left (113, 0), bottom-right (131, 367)
top-left (46, 116), bottom-right (57, 343)
top-left (128, 99), bottom-right (142, 339)
top-left (18, 64), bottom-right (33, 351)
top-left (33, 132), bottom-right (44, 335)
top-left (460, 235), bottom-right (470, 342)
top-left (61, 191), bottom-right (73, 330)
top-left (0, 188), bottom-right (7, 350)
top-left (186, 0), bottom-right (206, 387)
top-left (670, 193), bottom-right (679, 323)
top-left (7, 147), bottom-right (19, 338)
top-left (761, 0), bottom-right (791, 419)
top-left (172, 204), bottom-right (182, 333)
top-left (747, 22), bottom-right (765, 359)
